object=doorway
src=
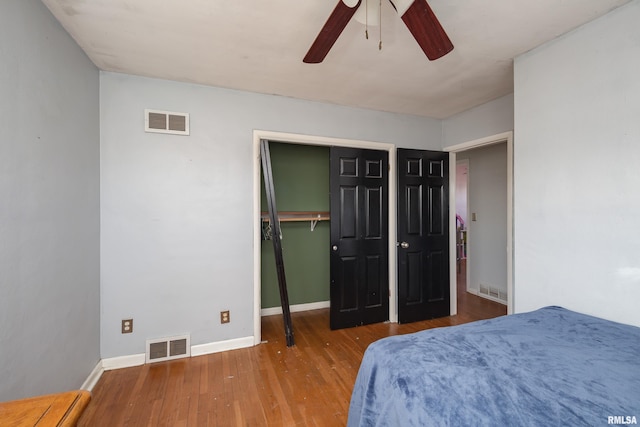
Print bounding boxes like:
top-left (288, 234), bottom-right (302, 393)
top-left (445, 132), bottom-right (513, 315)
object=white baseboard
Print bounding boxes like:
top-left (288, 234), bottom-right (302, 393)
top-left (467, 287), bottom-right (508, 305)
top-left (97, 335), bottom-right (255, 374)
top-left (102, 353), bottom-right (146, 371)
top-left (261, 300), bottom-right (330, 317)
top-left (191, 336), bottom-right (254, 357)
top-left (80, 360), bottom-right (104, 392)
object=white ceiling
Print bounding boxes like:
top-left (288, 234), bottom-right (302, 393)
top-left (42, 0), bottom-right (630, 119)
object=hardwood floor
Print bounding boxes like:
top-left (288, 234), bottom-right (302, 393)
top-left (79, 268), bottom-right (505, 426)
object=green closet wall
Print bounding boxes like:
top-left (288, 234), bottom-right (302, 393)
top-left (261, 142), bottom-right (330, 309)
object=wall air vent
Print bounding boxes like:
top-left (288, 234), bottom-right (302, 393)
top-left (145, 109), bottom-right (190, 135)
top-left (145, 334), bottom-right (191, 363)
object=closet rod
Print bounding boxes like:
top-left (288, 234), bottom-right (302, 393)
top-left (260, 211), bottom-right (330, 231)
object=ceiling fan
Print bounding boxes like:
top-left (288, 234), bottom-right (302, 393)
top-left (303, 0), bottom-right (453, 63)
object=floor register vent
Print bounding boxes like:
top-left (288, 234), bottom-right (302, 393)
top-left (146, 334), bottom-right (191, 363)
top-left (479, 284), bottom-right (508, 303)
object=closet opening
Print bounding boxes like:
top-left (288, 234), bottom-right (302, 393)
top-left (259, 142), bottom-right (331, 319)
top-left (252, 131), bottom-right (397, 345)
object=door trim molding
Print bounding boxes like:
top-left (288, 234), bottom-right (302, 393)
top-left (252, 130), bottom-right (397, 345)
top-left (444, 131), bottom-right (514, 315)
top-left (456, 158), bottom-right (471, 296)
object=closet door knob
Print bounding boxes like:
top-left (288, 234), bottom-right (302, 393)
top-left (332, 245), bottom-right (338, 251)
top-left (400, 242), bottom-right (409, 249)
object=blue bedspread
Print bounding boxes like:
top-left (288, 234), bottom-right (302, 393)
top-left (348, 306), bottom-right (640, 426)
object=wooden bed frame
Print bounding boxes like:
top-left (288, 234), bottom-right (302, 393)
top-left (0, 390), bottom-right (90, 426)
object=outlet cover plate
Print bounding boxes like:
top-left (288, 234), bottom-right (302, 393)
top-left (220, 311), bottom-right (230, 324)
top-left (122, 319), bottom-right (133, 334)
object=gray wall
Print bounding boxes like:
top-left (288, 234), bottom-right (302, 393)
top-left (442, 93), bottom-right (514, 148)
top-left (457, 144), bottom-right (508, 298)
top-left (0, 0), bottom-right (100, 400)
top-left (514, 0), bottom-right (640, 326)
top-left (100, 72), bottom-right (441, 358)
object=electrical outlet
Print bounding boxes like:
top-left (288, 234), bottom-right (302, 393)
top-left (220, 311), bottom-right (230, 324)
top-left (122, 318), bottom-right (133, 334)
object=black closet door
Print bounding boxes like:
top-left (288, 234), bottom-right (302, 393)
top-left (329, 147), bottom-right (389, 330)
top-left (397, 149), bottom-right (450, 323)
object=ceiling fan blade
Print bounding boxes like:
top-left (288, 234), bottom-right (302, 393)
top-left (304, 0), bottom-right (362, 64)
top-left (400, 0), bottom-right (453, 60)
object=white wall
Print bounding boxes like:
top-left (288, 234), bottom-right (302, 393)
top-left (457, 144), bottom-right (508, 297)
top-left (0, 0), bottom-right (100, 400)
top-left (514, 0), bottom-right (640, 325)
top-left (100, 72), bottom-right (442, 358)
top-left (442, 93), bottom-right (514, 148)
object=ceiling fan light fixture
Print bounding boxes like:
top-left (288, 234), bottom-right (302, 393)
top-left (354, 0), bottom-right (380, 26)
top-left (303, 0), bottom-right (453, 63)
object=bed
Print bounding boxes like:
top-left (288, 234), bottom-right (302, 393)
top-left (347, 306), bottom-right (640, 426)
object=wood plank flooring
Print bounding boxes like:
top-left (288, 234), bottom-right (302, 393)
top-left (79, 265), bottom-right (504, 426)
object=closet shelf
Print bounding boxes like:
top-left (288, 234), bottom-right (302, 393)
top-left (261, 211), bottom-right (330, 231)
